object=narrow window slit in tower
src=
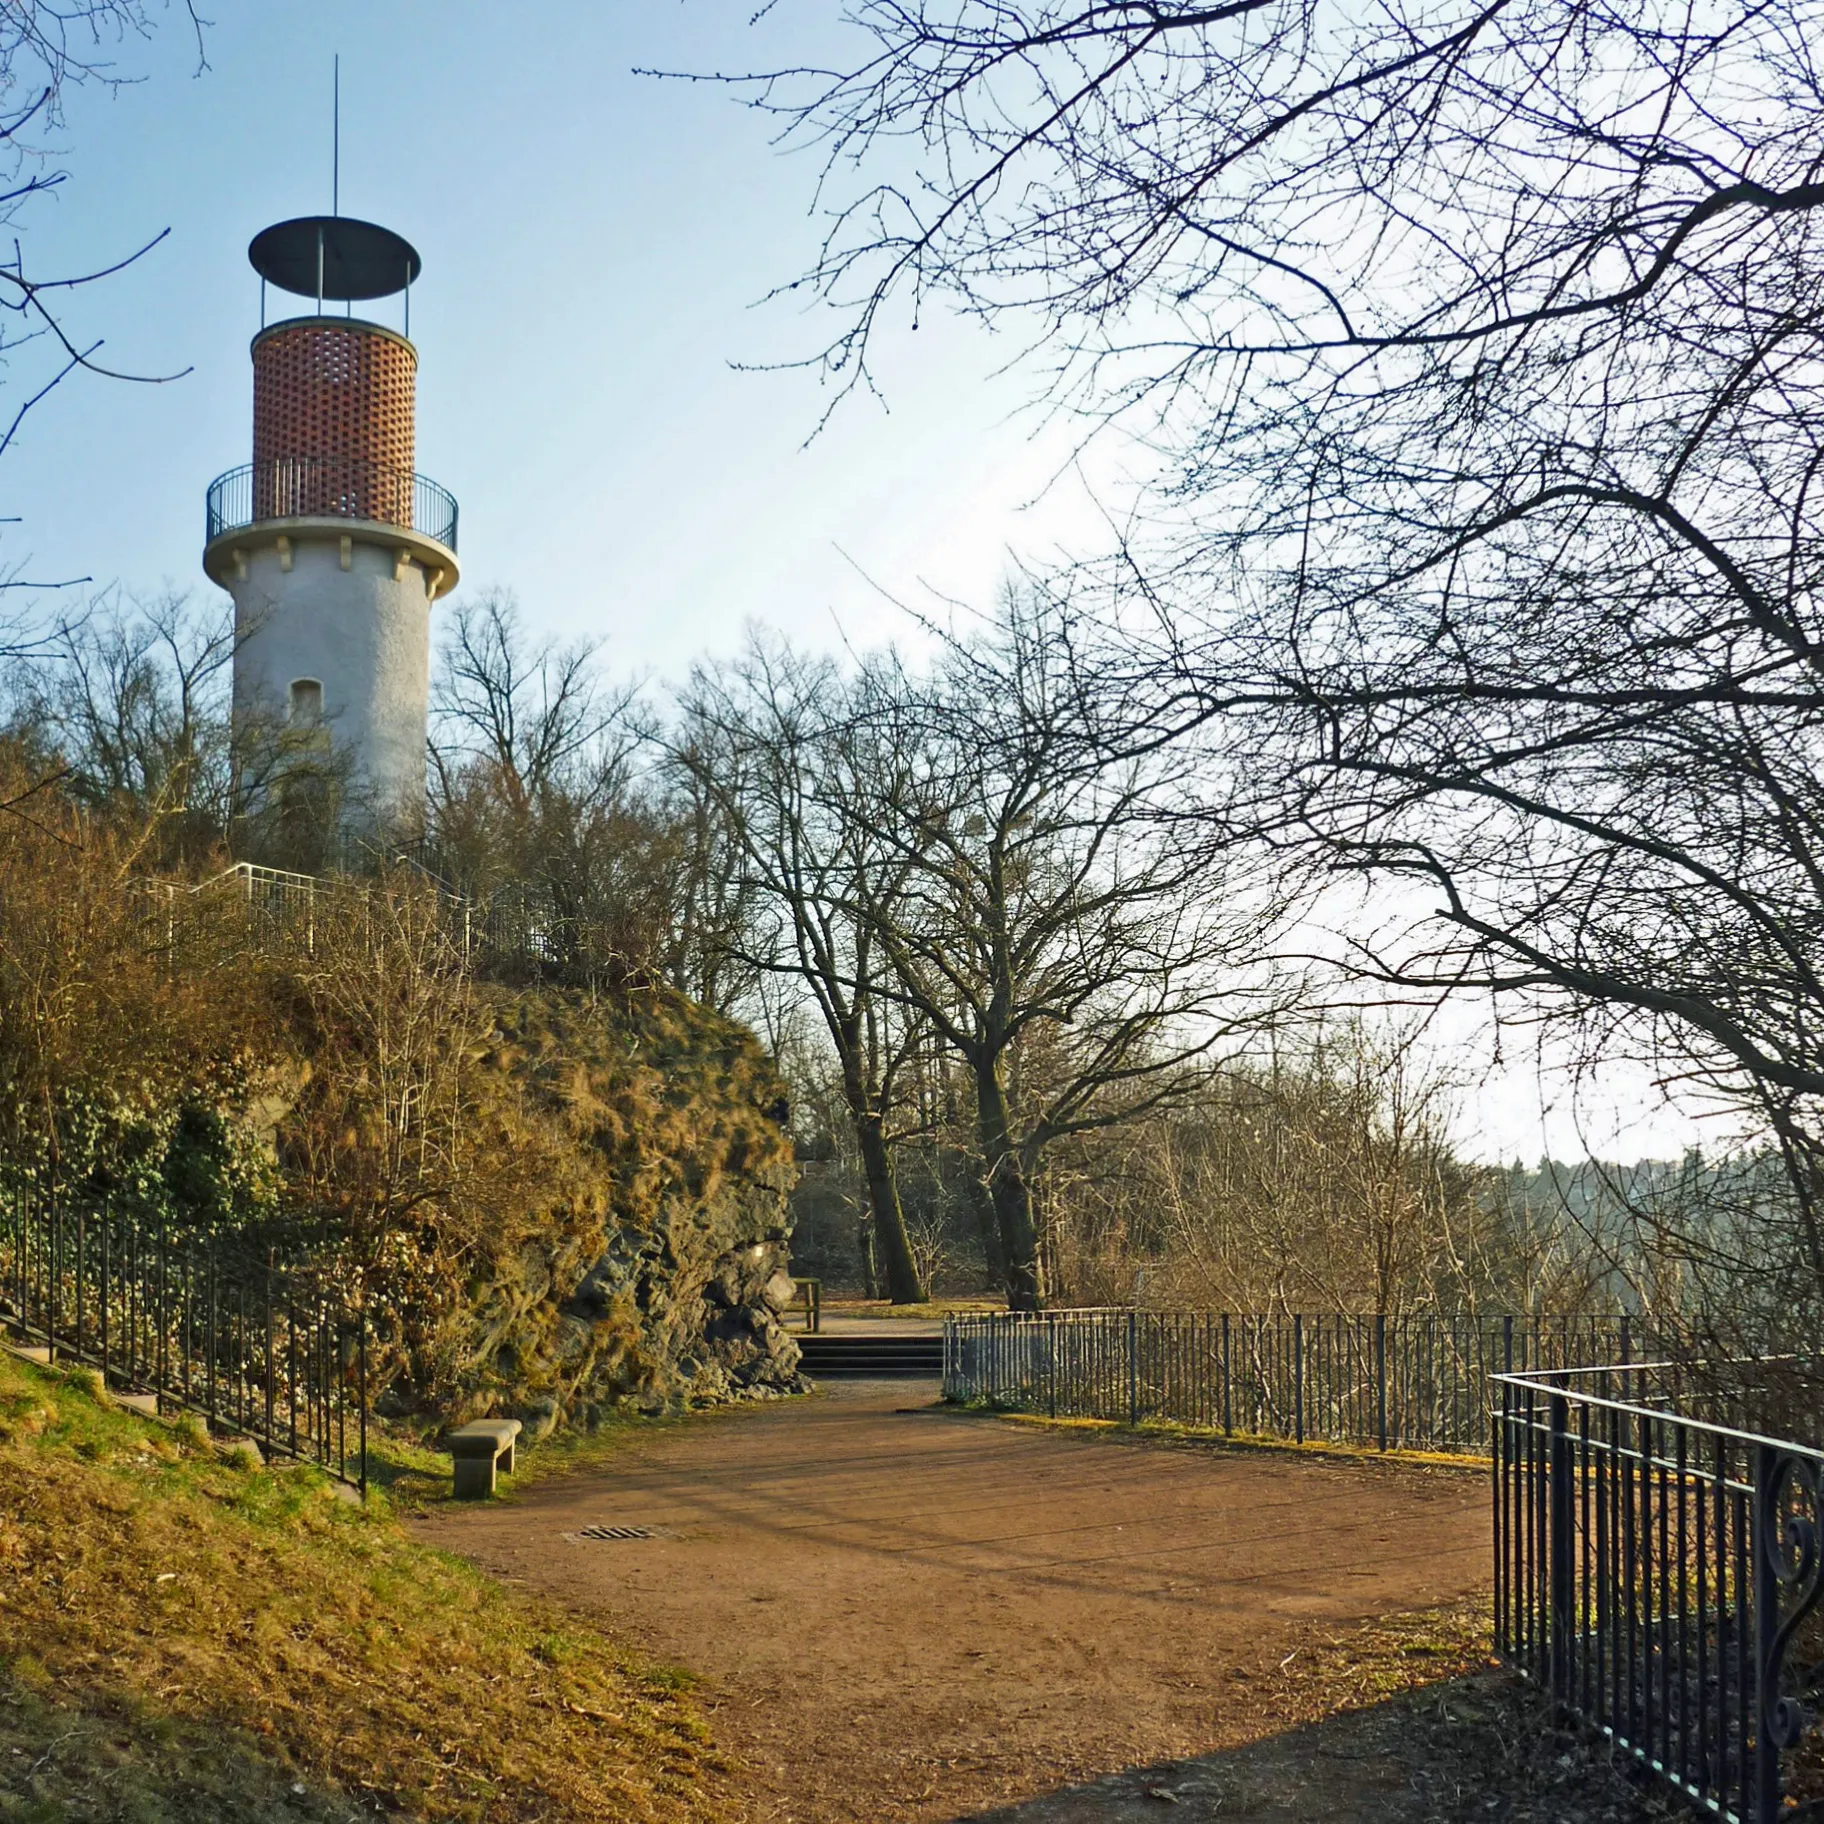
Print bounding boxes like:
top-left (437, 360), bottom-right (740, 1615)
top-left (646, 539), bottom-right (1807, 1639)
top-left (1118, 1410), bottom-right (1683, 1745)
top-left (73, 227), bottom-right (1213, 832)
top-left (288, 680), bottom-right (323, 727)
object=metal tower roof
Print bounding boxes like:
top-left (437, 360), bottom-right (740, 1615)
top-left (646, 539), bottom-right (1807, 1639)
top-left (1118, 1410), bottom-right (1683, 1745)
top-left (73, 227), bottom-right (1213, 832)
top-left (249, 216), bottom-right (421, 302)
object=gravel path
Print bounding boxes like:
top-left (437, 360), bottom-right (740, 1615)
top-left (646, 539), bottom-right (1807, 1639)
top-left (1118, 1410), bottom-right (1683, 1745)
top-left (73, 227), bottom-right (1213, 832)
top-left (418, 1382), bottom-right (1508, 1821)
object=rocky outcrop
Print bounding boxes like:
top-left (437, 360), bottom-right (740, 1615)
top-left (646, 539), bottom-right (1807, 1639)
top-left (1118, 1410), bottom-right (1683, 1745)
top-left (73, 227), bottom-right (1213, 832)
top-left (367, 984), bottom-right (806, 1434)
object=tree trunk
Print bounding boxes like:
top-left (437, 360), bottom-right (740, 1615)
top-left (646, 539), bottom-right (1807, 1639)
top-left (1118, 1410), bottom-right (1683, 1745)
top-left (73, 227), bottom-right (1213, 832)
top-left (975, 1065), bottom-right (1043, 1312)
top-left (857, 1112), bottom-right (926, 1304)
top-left (962, 1166), bottom-right (1007, 1289)
top-left (989, 1159), bottom-right (1044, 1312)
top-left (856, 1207), bottom-right (879, 1300)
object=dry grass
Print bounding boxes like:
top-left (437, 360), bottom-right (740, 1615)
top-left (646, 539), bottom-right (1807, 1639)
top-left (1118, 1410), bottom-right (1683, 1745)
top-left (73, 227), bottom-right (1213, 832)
top-left (1264, 1596), bottom-right (1496, 1718)
top-left (975, 1403), bottom-right (1491, 1473)
top-left (821, 1299), bottom-right (1002, 1319)
top-left (0, 1352), bottom-right (728, 1823)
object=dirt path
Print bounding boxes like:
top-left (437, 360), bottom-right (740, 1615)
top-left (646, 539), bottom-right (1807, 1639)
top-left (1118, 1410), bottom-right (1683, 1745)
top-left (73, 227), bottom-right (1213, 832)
top-left (417, 1383), bottom-right (1491, 1823)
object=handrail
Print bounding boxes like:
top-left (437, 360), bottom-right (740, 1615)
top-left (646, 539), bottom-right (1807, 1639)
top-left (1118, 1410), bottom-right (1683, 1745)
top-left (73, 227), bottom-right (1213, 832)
top-left (198, 861), bottom-right (322, 896)
top-left (206, 458), bottom-right (458, 551)
top-left (1495, 1361), bottom-right (1824, 1462)
top-left (1494, 1362), bottom-right (1824, 1820)
top-left (145, 860), bottom-right (621, 979)
top-left (787, 1277), bottom-right (822, 1334)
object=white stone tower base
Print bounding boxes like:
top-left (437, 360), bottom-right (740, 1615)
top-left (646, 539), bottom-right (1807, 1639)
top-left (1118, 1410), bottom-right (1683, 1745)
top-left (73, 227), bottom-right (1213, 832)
top-left (208, 519), bottom-right (456, 829)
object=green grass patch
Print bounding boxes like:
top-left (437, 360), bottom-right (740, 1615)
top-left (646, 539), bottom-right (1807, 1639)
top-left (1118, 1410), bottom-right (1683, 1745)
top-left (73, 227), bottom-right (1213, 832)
top-left (953, 1398), bottom-right (1489, 1472)
top-left (0, 1352), bottom-right (726, 1822)
top-left (368, 1394), bottom-right (749, 1518)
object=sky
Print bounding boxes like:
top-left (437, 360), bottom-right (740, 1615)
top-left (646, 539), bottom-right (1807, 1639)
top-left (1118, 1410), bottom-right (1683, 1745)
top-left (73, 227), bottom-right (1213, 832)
top-left (4, 1), bottom-right (1710, 1168)
top-left (11, 3), bottom-right (1104, 660)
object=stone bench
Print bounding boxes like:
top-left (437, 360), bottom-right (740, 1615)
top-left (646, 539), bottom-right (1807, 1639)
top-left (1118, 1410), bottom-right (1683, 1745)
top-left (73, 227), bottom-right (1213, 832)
top-left (446, 1418), bottom-right (523, 1500)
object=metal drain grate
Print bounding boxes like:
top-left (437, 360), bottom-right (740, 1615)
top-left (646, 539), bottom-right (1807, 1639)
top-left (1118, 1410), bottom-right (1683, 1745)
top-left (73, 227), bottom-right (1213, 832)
top-left (573, 1524), bottom-right (667, 1541)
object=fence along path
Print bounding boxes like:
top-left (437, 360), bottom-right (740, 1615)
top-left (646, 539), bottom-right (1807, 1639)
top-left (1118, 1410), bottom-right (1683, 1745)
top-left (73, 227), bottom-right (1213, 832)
top-left (1496, 1362), bottom-right (1824, 1824)
top-left (948, 1310), bottom-right (1824, 1819)
top-left (151, 860), bottom-right (463, 959)
top-left (0, 1186), bottom-right (367, 1493)
top-left (944, 1308), bottom-right (1633, 1455)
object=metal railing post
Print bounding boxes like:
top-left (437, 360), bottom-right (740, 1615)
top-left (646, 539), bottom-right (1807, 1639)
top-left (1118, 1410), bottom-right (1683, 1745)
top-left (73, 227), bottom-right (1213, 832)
top-left (1548, 1390), bottom-right (1574, 1701)
top-left (264, 1252), bottom-right (276, 1448)
top-left (1221, 1312), bottom-right (1232, 1435)
top-left (206, 1239), bottom-right (218, 1429)
top-left (1127, 1308), bottom-right (1139, 1427)
top-left (1376, 1312), bottom-right (1388, 1451)
top-left (1493, 1375), bottom-right (1507, 1653)
top-left (1753, 1442), bottom-right (1786, 1824)
top-left (1294, 1313), bottom-right (1305, 1445)
top-left (50, 1195), bottom-right (60, 1358)
top-left (74, 1204), bottom-right (84, 1359)
top-left (128, 1214), bottom-right (140, 1384)
top-left (99, 1206), bottom-right (110, 1383)
top-left (358, 1308), bottom-right (369, 1503)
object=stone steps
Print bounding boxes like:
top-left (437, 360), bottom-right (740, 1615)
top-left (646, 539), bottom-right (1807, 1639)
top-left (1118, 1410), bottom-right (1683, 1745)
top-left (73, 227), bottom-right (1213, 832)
top-left (4, 1332), bottom-right (160, 1412)
top-left (796, 1333), bottom-right (943, 1379)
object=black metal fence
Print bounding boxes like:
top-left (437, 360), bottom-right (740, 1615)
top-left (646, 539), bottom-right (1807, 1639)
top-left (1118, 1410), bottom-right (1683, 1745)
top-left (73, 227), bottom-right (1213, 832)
top-left (462, 878), bottom-right (640, 986)
top-left (0, 1187), bottom-right (367, 1494)
top-left (1495, 1365), bottom-right (1824, 1823)
top-left (944, 1309), bottom-right (1632, 1454)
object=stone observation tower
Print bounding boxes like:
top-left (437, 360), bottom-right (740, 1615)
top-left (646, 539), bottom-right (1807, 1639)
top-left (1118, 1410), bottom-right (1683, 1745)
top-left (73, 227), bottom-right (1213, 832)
top-left (203, 213), bottom-right (458, 827)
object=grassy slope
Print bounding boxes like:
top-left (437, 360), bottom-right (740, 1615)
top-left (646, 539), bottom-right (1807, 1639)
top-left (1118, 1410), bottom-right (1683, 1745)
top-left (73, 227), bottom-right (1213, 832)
top-left (0, 1354), bottom-right (726, 1823)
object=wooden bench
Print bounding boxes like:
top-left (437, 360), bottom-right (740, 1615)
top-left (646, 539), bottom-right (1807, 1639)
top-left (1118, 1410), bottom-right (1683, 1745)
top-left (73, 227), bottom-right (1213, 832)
top-left (446, 1418), bottom-right (523, 1499)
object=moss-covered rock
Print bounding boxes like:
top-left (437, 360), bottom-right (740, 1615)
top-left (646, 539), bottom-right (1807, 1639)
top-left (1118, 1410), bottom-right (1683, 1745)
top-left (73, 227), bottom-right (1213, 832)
top-left (368, 982), bottom-right (804, 1433)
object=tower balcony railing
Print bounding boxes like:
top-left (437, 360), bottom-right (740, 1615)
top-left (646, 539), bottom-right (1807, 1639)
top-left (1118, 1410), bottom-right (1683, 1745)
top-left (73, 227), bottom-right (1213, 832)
top-left (206, 457), bottom-right (458, 552)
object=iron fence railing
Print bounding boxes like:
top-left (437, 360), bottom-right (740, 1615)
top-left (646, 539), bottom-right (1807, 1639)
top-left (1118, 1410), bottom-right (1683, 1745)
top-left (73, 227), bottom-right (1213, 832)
top-left (197, 860), bottom-right (326, 933)
top-left (462, 880), bottom-right (641, 984)
top-left (147, 862), bottom-right (474, 962)
top-left (0, 1186), bottom-right (367, 1494)
top-left (206, 457), bottom-right (458, 551)
top-left (1495, 1365), bottom-right (1824, 1823)
top-left (151, 861), bottom-right (641, 985)
top-left (158, 849), bottom-right (678, 984)
top-left (944, 1309), bottom-right (1633, 1454)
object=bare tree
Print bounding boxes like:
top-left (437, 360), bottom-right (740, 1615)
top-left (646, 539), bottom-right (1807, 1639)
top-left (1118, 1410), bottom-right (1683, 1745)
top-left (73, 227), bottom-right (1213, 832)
top-left (841, 591), bottom-right (1290, 1310)
top-left (15, 591), bottom-right (230, 789)
top-left (1101, 1023), bottom-right (1593, 1318)
top-left (430, 588), bottom-right (649, 975)
top-left (430, 591), bottom-right (637, 831)
top-left (655, 746), bottom-right (767, 1015)
top-left (0, 3), bottom-right (202, 594)
top-left (718, 0), bottom-right (1824, 1344)
top-left (679, 637), bottom-right (932, 1303)
top-left (429, 589), bottom-right (762, 1001)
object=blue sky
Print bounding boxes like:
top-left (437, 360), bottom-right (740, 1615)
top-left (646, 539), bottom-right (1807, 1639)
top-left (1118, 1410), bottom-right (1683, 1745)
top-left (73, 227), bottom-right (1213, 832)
top-left (3, 1), bottom-right (1705, 1167)
top-left (8, 2), bottom-right (1099, 672)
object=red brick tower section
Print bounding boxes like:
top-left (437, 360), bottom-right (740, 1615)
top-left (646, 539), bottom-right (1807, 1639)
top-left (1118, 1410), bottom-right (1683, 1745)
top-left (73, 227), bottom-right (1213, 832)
top-left (251, 319), bottom-right (417, 529)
